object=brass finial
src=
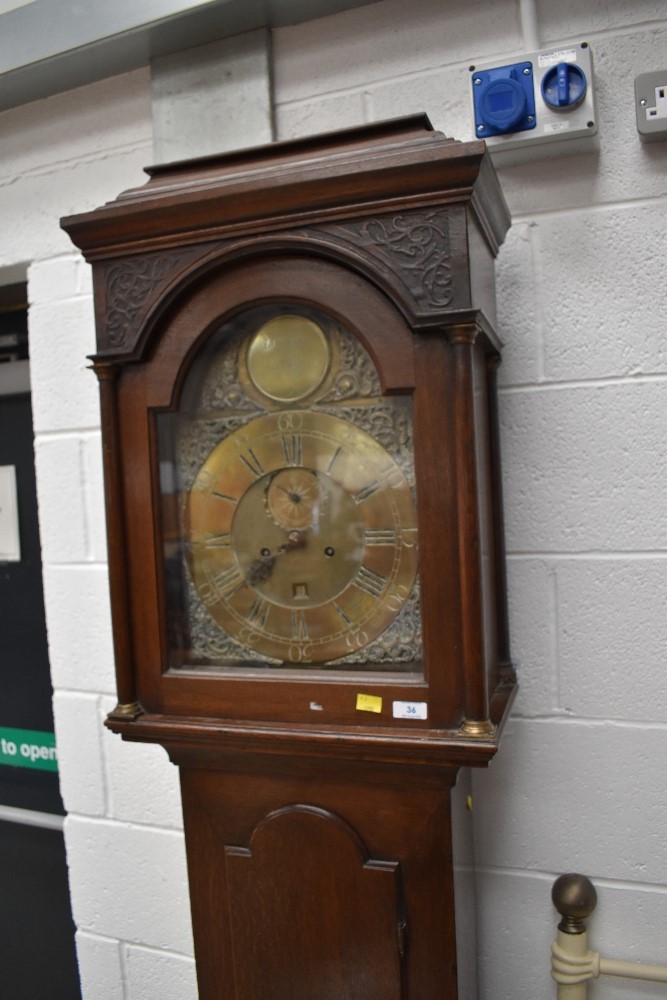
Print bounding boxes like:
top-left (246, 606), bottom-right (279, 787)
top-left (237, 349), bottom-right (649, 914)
top-left (552, 873), bottom-right (598, 934)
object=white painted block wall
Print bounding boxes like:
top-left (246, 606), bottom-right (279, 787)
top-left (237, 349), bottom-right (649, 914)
top-left (1, 0), bottom-right (664, 996)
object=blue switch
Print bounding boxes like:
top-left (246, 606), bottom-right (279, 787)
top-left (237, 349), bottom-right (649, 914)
top-left (471, 61), bottom-right (536, 137)
top-left (541, 61), bottom-right (587, 109)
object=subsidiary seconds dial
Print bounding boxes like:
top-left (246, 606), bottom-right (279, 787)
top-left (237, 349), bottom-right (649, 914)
top-left (186, 410), bottom-right (418, 664)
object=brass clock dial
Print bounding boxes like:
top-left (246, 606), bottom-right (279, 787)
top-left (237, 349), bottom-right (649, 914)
top-left (186, 410), bottom-right (418, 664)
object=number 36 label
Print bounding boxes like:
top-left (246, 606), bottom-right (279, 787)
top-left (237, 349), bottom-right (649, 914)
top-left (392, 701), bottom-right (428, 721)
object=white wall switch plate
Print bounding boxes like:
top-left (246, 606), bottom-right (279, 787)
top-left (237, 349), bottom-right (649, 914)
top-left (635, 71), bottom-right (667, 143)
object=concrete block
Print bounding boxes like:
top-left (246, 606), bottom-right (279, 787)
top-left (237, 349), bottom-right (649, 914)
top-left (53, 691), bottom-right (106, 816)
top-left (0, 69), bottom-right (151, 181)
top-left (557, 558), bottom-right (667, 722)
top-left (102, 697), bottom-right (184, 830)
top-left (496, 222), bottom-right (542, 388)
top-left (125, 944), bottom-right (198, 1000)
top-left (475, 869), bottom-right (555, 1000)
top-left (152, 31), bottom-right (273, 163)
top-left (506, 558), bottom-right (556, 716)
top-left (28, 296), bottom-right (99, 433)
top-left (452, 769), bottom-right (478, 1000)
top-left (28, 256), bottom-right (91, 306)
top-left (34, 435), bottom-right (89, 564)
top-left (43, 565), bottom-right (116, 695)
top-left (473, 718), bottom-right (667, 884)
top-left (273, 0), bottom-right (520, 104)
top-left (365, 65), bottom-right (473, 142)
top-left (500, 381), bottom-right (667, 553)
top-left (535, 0), bottom-right (664, 45)
top-left (538, 203), bottom-right (667, 381)
top-left (275, 90), bottom-right (366, 142)
top-left (580, 879), bottom-right (667, 998)
top-left (65, 815), bottom-right (194, 954)
top-left (0, 145), bottom-right (151, 269)
top-left (82, 431), bottom-right (108, 563)
top-left (0, 71), bottom-right (152, 269)
top-left (589, 27), bottom-right (667, 201)
top-left (75, 931), bottom-right (124, 1000)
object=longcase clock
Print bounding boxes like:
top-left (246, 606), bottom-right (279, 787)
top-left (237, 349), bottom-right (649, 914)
top-left (62, 114), bottom-right (516, 999)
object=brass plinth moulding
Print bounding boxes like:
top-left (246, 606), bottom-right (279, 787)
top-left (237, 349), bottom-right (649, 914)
top-left (107, 701), bottom-right (143, 721)
top-left (459, 718), bottom-right (496, 739)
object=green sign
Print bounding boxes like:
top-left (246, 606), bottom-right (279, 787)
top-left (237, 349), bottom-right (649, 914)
top-left (0, 727), bottom-right (58, 772)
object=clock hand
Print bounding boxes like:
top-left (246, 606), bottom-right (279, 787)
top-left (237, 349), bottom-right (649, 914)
top-left (246, 530), bottom-right (305, 586)
top-left (275, 484), bottom-right (303, 503)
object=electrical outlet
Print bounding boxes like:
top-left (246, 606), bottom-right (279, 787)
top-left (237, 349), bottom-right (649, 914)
top-left (469, 42), bottom-right (597, 164)
top-left (635, 71), bottom-right (667, 143)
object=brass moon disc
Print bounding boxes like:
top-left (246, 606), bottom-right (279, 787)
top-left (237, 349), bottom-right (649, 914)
top-left (246, 315), bottom-right (331, 403)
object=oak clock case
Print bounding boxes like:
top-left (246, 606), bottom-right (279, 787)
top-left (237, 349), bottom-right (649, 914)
top-left (161, 305), bottom-right (420, 672)
top-left (60, 117), bottom-right (516, 1000)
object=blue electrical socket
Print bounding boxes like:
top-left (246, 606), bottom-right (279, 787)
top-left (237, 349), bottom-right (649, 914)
top-left (468, 43), bottom-right (597, 164)
top-left (471, 61), bottom-right (536, 138)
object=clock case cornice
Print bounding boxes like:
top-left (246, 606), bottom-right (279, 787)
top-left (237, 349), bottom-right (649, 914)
top-left (62, 114), bottom-right (509, 259)
top-left (62, 114), bottom-right (510, 363)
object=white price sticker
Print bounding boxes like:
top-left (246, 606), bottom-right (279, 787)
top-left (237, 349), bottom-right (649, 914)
top-left (392, 701), bottom-right (428, 721)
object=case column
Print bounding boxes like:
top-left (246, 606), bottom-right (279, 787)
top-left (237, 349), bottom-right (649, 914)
top-left (450, 326), bottom-right (494, 735)
top-left (93, 362), bottom-right (141, 719)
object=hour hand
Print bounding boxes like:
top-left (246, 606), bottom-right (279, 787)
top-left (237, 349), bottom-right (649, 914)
top-left (246, 531), bottom-right (305, 585)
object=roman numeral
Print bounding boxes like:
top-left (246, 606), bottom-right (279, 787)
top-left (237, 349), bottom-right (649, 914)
top-left (353, 481), bottom-right (381, 504)
top-left (281, 434), bottom-right (303, 466)
top-left (326, 446), bottom-right (342, 474)
top-left (206, 532), bottom-right (231, 548)
top-left (291, 610), bottom-right (309, 641)
top-left (246, 596), bottom-right (270, 630)
top-left (365, 528), bottom-right (395, 546)
top-left (354, 565), bottom-right (387, 599)
top-left (240, 449), bottom-right (264, 478)
top-left (333, 602), bottom-right (353, 625)
top-left (212, 491), bottom-right (238, 505)
top-left (212, 563), bottom-right (244, 598)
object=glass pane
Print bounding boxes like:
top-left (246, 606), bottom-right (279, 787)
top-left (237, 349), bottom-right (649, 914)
top-left (156, 304), bottom-right (422, 674)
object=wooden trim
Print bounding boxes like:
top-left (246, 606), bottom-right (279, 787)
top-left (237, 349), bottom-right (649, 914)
top-left (94, 362), bottom-right (139, 713)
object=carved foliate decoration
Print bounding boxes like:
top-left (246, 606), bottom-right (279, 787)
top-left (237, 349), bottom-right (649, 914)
top-left (99, 245), bottom-right (216, 354)
top-left (299, 209), bottom-right (456, 317)
top-left (95, 207), bottom-right (459, 358)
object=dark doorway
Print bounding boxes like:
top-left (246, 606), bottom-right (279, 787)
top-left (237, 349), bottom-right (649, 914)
top-left (0, 282), bottom-right (81, 999)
